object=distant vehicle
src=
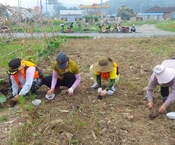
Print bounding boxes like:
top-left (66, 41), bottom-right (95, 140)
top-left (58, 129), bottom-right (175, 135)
top-left (60, 22), bottom-right (73, 33)
top-left (99, 24), bottom-right (111, 33)
top-left (0, 25), bottom-right (10, 33)
top-left (111, 24), bottom-right (130, 33)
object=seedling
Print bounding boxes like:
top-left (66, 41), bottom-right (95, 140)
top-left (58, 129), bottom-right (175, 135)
top-left (0, 95), bottom-right (6, 103)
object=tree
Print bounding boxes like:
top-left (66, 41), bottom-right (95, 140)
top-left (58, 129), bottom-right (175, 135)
top-left (83, 15), bottom-right (99, 23)
top-left (68, 7), bottom-right (78, 10)
top-left (117, 5), bottom-right (136, 20)
top-left (53, 2), bottom-right (67, 17)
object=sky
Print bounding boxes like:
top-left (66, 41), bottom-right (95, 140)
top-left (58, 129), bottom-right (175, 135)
top-left (0, 0), bottom-right (107, 8)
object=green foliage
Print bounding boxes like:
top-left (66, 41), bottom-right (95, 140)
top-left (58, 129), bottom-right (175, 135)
top-left (0, 79), bottom-right (4, 84)
top-left (0, 95), bottom-right (6, 103)
top-left (156, 20), bottom-right (175, 32)
top-left (0, 115), bottom-right (8, 122)
top-left (18, 96), bottom-right (26, 107)
top-left (149, 46), bottom-right (174, 57)
top-left (70, 139), bottom-right (78, 144)
top-left (117, 5), bottom-right (136, 20)
top-left (93, 16), bottom-right (99, 22)
top-left (38, 39), bottom-right (61, 57)
top-left (83, 15), bottom-right (99, 23)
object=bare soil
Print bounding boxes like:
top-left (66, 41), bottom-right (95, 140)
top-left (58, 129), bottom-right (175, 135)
top-left (1, 25), bottom-right (175, 145)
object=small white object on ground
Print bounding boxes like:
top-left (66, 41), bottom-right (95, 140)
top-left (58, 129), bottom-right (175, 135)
top-left (32, 99), bottom-right (41, 106)
top-left (166, 112), bottom-right (175, 120)
top-left (45, 93), bottom-right (55, 100)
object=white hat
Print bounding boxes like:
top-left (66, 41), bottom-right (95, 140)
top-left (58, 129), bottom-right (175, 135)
top-left (153, 65), bottom-right (175, 84)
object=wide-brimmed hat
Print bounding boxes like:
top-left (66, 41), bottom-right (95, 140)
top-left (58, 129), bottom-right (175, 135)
top-left (153, 65), bottom-right (175, 84)
top-left (56, 52), bottom-right (68, 69)
top-left (8, 58), bottom-right (21, 75)
top-left (93, 57), bottom-right (114, 72)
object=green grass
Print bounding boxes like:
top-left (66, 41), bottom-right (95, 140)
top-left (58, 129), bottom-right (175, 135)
top-left (6, 19), bottom-right (175, 34)
top-left (0, 115), bottom-right (8, 122)
top-left (124, 20), bottom-right (175, 32)
top-left (156, 20), bottom-right (175, 32)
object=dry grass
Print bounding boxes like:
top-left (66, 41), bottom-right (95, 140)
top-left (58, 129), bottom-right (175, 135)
top-left (1, 37), bottom-right (175, 145)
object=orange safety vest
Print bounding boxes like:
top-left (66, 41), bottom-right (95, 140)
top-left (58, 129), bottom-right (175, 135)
top-left (100, 72), bottom-right (110, 80)
top-left (13, 60), bottom-right (42, 88)
top-left (100, 63), bottom-right (119, 80)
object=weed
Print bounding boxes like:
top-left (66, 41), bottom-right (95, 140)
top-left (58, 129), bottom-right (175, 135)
top-left (0, 115), bottom-right (8, 122)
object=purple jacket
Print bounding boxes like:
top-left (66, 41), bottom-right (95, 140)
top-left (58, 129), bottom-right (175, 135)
top-left (146, 59), bottom-right (175, 106)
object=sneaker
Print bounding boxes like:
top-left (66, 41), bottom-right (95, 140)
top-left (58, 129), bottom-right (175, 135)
top-left (111, 86), bottom-right (116, 92)
top-left (106, 90), bottom-right (114, 95)
top-left (90, 83), bottom-right (98, 89)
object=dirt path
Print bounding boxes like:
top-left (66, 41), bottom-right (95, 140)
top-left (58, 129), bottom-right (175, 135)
top-left (136, 24), bottom-right (163, 33)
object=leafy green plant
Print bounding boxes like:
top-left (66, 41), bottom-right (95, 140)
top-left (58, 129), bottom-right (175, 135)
top-left (0, 95), bottom-right (7, 103)
top-left (70, 136), bottom-right (79, 145)
top-left (18, 96), bottom-right (26, 107)
top-left (0, 115), bottom-right (8, 122)
top-left (0, 79), bottom-right (4, 84)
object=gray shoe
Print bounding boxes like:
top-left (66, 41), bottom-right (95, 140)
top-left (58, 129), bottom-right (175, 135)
top-left (106, 90), bottom-right (114, 95)
top-left (111, 86), bottom-right (116, 92)
top-left (90, 83), bottom-right (98, 89)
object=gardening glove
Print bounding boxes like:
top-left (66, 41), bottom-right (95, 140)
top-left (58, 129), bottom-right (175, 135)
top-left (97, 87), bottom-right (102, 94)
top-left (67, 87), bottom-right (74, 96)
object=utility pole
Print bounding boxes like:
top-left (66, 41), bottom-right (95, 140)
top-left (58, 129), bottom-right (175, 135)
top-left (18, 0), bottom-right (20, 8)
top-left (100, 0), bottom-right (103, 19)
top-left (46, 0), bottom-right (48, 13)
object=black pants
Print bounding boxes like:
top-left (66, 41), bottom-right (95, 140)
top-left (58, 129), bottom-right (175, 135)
top-left (161, 87), bottom-right (169, 97)
top-left (42, 72), bottom-right (76, 88)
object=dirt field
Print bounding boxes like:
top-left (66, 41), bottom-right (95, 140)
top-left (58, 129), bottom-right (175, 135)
top-left (1, 27), bottom-right (175, 145)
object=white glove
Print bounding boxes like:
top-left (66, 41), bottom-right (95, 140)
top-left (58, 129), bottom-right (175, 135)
top-left (97, 87), bottom-right (102, 94)
top-left (106, 90), bottom-right (114, 95)
top-left (67, 88), bottom-right (74, 95)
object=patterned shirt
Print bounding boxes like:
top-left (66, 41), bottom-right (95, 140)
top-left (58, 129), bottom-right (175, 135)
top-left (146, 59), bottom-right (175, 106)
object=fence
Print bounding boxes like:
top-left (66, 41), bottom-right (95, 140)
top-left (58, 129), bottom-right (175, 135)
top-left (0, 3), bottom-right (62, 77)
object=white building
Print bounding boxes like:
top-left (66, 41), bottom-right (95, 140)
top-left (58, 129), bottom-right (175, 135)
top-left (60, 10), bottom-right (83, 22)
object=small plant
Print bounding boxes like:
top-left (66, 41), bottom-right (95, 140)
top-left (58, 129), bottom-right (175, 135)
top-left (0, 79), bottom-right (4, 84)
top-left (0, 95), bottom-right (6, 103)
top-left (70, 136), bottom-right (78, 145)
top-left (0, 115), bottom-right (8, 122)
top-left (0, 95), bottom-right (7, 108)
top-left (18, 95), bottom-right (26, 107)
